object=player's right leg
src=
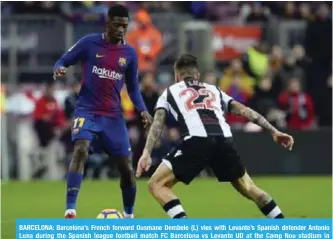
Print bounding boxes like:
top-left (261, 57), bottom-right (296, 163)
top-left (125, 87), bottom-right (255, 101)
top-left (148, 137), bottom-right (208, 218)
top-left (65, 113), bottom-right (98, 218)
top-left (231, 172), bottom-right (285, 218)
top-left (65, 139), bottom-right (90, 218)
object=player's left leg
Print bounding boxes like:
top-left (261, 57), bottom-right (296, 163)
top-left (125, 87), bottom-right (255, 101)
top-left (114, 155), bottom-right (136, 218)
top-left (210, 138), bottom-right (284, 218)
top-left (101, 116), bottom-right (137, 218)
top-left (231, 172), bottom-right (285, 218)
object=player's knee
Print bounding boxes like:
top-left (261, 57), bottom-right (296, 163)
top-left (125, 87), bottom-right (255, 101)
top-left (148, 178), bottom-right (162, 196)
top-left (119, 165), bottom-right (135, 179)
top-left (117, 157), bottom-right (135, 187)
top-left (118, 158), bottom-right (134, 176)
top-left (242, 180), bottom-right (254, 194)
top-left (148, 162), bottom-right (176, 196)
top-left (118, 161), bottom-right (133, 174)
top-left (232, 174), bottom-right (256, 200)
top-left (148, 176), bottom-right (174, 196)
top-left (120, 168), bottom-right (135, 187)
top-left (73, 141), bottom-right (89, 163)
top-left (240, 184), bottom-right (254, 200)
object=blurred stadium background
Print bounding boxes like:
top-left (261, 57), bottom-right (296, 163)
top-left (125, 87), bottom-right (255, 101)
top-left (1, 1), bottom-right (332, 233)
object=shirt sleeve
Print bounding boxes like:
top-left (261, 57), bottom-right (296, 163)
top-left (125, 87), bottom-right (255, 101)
top-left (53, 36), bottom-right (88, 71)
top-left (125, 50), bottom-right (147, 112)
top-left (220, 89), bottom-right (234, 112)
top-left (155, 90), bottom-right (169, 112)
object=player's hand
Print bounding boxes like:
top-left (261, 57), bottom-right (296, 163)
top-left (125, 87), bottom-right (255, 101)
top-left (272, 131), bottom-right (294, 151)
top-left (53, 67), bottom-right (67, 80)
top-left (136, 149), bottom-right (152, 177)
top-left (140, 111), bottom-right (153, 128)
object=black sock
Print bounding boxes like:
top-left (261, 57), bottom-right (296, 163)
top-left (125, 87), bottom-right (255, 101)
top-left (163, 199), bottom-right (187, 218)
top-left (260, 199), bottom-right (284, 218)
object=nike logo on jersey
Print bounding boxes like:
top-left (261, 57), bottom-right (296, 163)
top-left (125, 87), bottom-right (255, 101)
top-left (96, 54), bottom-right (105, 58)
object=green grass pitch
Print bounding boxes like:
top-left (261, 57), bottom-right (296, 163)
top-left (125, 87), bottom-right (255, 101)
top-left (1, 177), bottom-right (332, 239)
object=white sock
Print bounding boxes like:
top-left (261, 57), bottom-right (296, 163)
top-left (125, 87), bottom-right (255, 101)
top-left (64, 209), bottom-right (76, 216)
top-left (123, 211), bottom-right (134, 218)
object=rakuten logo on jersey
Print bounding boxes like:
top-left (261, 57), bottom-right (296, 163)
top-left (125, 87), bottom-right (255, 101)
top-left (92, 66), bottom-right (123, 80)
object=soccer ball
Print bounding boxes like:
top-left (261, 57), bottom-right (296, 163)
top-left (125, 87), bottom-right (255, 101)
top-left (96, 209), bottom-right (123, 219)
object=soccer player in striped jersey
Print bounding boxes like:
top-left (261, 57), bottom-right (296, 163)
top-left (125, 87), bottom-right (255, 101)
top-left (53, 4), bottom-right (153, 219)
top-left (136, 54), bottom-right (294, 219)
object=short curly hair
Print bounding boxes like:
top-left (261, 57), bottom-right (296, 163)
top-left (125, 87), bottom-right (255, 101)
top-left (108, 4), bottom-right (129, 19)
top-left (174, 53), bottom-right (199, 77)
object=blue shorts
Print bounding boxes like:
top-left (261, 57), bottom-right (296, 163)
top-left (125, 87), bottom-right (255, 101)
top-left (71, 112), bottom-right (131, 157)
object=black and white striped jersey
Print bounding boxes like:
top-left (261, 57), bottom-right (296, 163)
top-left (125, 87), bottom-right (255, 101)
top-left (155, 79), bottom-right (234, 138)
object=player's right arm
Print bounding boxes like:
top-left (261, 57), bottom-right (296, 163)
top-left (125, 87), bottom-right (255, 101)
top-left (136, 90), bottom-right (169, 177)
top-left (136, 108), bottom-right (167, 177)
top-left (144, 109), bottom-right (167, 154)
top-left (221, 90), bottom-right (294, 150)
top-left (144, 90), bottom-right (169, 154)
top-left (53, 36), bottom-right (88, 79)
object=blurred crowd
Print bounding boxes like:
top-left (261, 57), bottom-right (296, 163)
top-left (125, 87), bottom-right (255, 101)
top-left (2, 1), bottom-right (332, 20)
top-left (211, 41), bottom-right (331, 131)
top-left (2, 1), bottom-right (332, 179)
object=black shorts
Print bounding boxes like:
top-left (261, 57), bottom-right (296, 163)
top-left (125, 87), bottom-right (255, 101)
top-left (163, 136), bottom-right (246, 184)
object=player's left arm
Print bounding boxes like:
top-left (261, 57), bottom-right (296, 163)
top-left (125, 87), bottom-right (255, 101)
top-left (229, 100), bottom-right (294, 150)
top-left (219, 87), bottom-right (294, 150)
top-left (125, 50), bottom-right (152, 126)
top-left (125, 50), bottom-right (148, 113)
top-left (229, 100), bottom-right (278, 134)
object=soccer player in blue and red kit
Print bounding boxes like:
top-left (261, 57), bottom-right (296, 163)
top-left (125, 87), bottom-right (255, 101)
top-left (53, 5), bottom-right (153, 219)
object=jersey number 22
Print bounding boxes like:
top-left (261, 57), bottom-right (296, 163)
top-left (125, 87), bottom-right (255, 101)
top-left (180, 88), bottom-right (218, 111)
